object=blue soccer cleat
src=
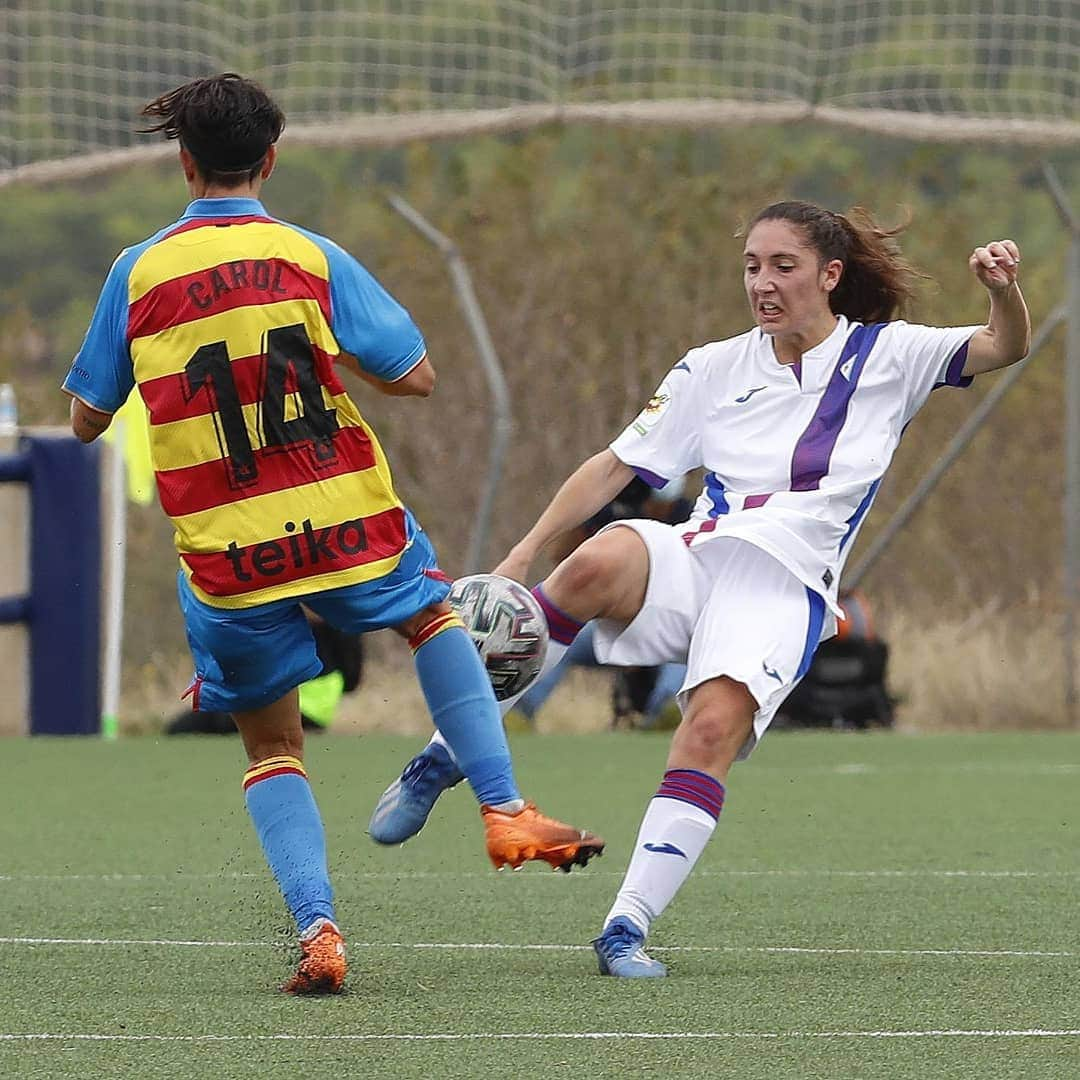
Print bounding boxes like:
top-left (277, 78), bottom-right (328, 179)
top-left (592, 917), bottom-right (668, 978)
top-left (367, 743), bottom-right (465, 845)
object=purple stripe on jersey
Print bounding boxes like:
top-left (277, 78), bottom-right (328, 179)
top-left (791, 358), bottom-right (803, 386)
top-left (531, 583), bottom-right (584, 646)
top-left (744, 493), bottom-right (772, 509)
top-left (839, 478), bottom-right (881, 552)
top-left (795, 589), bottom-right (827, 682)
top-left (790, 323), bottom-right (886, 492)
top-left (632, 466), bottom-right (668, 489)
top-left (936, 341), bottom-right (974, 389)
top-left (705, 471), bottom-right (730, 517)
top-left (655, 768), bottom-right (725, 820)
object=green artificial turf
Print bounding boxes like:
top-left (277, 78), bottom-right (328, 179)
top-left (0, 731), bottom-right (1077, 1078)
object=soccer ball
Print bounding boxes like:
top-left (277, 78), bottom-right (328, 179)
top-left (447, 574), bottom-right (548, 701)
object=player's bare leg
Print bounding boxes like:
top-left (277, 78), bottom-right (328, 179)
top-left (541, 524), bottom-right (651, 627)
top-left (594, 677), bottom-right (755, 977)
top-left (369, 602), bottom-right (604, 870)
top-left (664, 677), bottom-right (757, 781)
top-left (233, 692), bottom-right (305, 766)
top-left (233, 691), bottom-right (346, 994)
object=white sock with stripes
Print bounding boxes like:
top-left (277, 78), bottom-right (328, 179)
top-left (604, 770), bottom-right (726, 936)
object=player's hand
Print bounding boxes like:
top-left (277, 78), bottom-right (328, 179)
top-left (969, 240), bottom-right (1020, 293)
top-left (492, 547), bottom-right (532, 584)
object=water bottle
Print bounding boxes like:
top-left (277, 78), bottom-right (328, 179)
top-left (0, 383), bottom-right (16, 435)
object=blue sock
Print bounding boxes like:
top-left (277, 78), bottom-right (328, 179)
top-left (243, 757), bottom-right (335, 933)
top-left (411, 618), bottom-right (520, 806)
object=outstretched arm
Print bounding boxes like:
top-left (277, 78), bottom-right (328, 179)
top-left (963, 240), bottom-right (1031, 376)
top-left (494, 449), bottom-right (634, 582)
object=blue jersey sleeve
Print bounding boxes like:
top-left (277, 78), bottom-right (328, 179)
top-left (62, 249), bottom-right (137, 413)
top-left (292, 227), bottom-right (426, 381)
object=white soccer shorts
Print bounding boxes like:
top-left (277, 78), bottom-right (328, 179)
top-left (592, 521), bottom-right (833, 757)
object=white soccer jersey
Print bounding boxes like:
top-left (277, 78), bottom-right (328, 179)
top-left (609, 316), bottom-right (980, 616)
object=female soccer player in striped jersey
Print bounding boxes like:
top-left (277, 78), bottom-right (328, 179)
top-left (372, 201), bottom-right (1029, 977)
top-left (62, 74), bottom-right (602, 996)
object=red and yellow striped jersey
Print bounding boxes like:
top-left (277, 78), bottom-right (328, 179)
top-left (64, 197), bottom-right (428, 608)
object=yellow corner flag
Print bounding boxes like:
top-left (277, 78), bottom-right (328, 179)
top-left (103, 392), bottom-right (155, 506)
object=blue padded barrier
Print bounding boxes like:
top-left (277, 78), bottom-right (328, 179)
top-left (24, 434), bottom-right (102, 734)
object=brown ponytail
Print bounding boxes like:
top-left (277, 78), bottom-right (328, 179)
top-left (747, 201), bottom-right (923, 323)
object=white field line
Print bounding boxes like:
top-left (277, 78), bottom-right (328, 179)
top-left (0, 1030), bottom-right (1078, 1043)
top-left (747, 763), bottom-right (1080, 775)
top-left (0, 937), bottom-right (1071, 959)
top-left (0, 868), bottom-right (1076, 883)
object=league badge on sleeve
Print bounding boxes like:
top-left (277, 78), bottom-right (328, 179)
top-left (632, 381), bottom-right (673, 436)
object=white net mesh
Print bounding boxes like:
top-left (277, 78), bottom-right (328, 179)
top-left (3, 1), bottom-right (1078, 183)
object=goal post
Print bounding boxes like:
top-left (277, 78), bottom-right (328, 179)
top-left (3, 2), bottom-right (1077, 187)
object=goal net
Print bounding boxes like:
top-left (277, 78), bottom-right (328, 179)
top-left (3, 1), bottom-right (1077, 184)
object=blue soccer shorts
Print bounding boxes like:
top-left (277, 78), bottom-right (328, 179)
top-left (177, 513), bottom-right (451, 714)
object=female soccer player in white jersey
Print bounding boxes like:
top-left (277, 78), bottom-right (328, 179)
top-left (370, 200), bottom-right (1030, 977)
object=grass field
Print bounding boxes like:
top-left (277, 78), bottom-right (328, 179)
top-left (1, 731), bottom-right (1077, 1079)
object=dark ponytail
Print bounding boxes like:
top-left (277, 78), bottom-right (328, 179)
top-left (748, 201), bottom-right (922, 323)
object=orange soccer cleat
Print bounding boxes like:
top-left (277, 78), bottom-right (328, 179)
top-left (481, 802), bottom-right (605, 872)
top-left (281, 917), bottom-right (347, 995)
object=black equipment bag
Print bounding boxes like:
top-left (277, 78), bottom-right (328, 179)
top-left (776, 636), bottom-right (895, 730)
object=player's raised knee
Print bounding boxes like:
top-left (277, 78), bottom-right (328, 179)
top-left (550, 528), bottom-right (647, 615)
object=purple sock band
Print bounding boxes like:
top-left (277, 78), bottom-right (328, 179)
top-left (655, 768), bottom-right (725, 820)
top-left (532, 583), bottom-right (585, 646)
